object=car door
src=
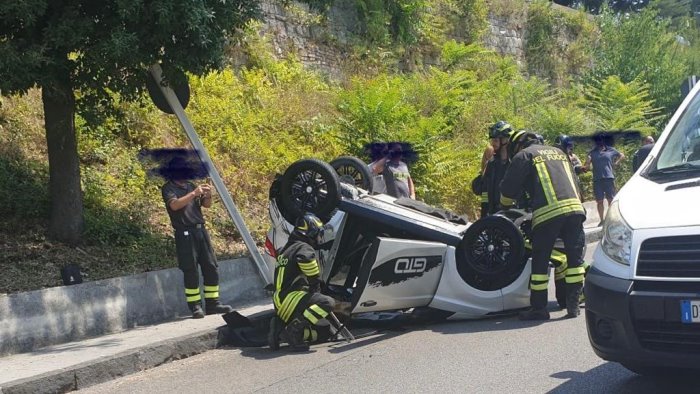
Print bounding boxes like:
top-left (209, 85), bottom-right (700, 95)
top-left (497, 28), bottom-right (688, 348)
top-left (351, 237), bottom-right (447, 313)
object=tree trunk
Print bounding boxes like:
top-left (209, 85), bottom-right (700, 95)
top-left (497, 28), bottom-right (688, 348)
top-left (42, 76), bottom-right (84, 245)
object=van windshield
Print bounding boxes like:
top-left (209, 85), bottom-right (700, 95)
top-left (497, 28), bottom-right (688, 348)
top-left (649, 89), bottom-right (700, 178)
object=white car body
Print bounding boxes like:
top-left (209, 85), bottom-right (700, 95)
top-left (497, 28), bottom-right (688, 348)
top-left (264, 186), bottom-right (532, 319)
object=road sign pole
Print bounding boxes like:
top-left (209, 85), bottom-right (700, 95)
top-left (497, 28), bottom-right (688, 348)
top-left (149, 64), bottom-right (272, 286)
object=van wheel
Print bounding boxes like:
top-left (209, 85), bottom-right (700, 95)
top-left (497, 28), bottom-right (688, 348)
top-left (278, 159), bottom-right (341, 223)
top-left (330, 156), bottom-right (373, 193)
top-left (456, 215), bottom-right (525, 291)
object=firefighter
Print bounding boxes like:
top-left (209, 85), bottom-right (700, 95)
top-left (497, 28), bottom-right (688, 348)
top-left (482, 127), bottom-right (571, 309)
top-left (268, 213), bottom-right (336, 351)
top-left (161, 157), bottom-right (233, 319)
top-left (480, 121), bottom-right (513, 217)
top-left (500, 130), bottom-right (586, 320)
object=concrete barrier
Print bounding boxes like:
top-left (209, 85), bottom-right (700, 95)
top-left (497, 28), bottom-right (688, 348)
top-left (0, 258), bottom-right (266, 357)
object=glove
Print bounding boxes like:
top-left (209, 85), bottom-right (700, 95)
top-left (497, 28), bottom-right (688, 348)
top-left (309, 277), bottom-right (325, 293)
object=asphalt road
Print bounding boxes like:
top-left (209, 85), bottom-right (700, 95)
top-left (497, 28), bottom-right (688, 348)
top-left (81, 245), bottom-right (697, 394)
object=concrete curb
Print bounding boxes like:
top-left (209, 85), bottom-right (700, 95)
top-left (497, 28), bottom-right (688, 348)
top-left (0, 327), bottom-right (222, 394)
top-left (0, 257), bottom-right (265, 357)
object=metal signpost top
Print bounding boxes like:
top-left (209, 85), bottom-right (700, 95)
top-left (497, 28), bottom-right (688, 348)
top-left (149, 64), bottom-right (272, 285)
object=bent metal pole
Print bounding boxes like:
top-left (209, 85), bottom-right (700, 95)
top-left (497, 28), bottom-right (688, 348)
top-left (149, 64), bottom-right (272, 286)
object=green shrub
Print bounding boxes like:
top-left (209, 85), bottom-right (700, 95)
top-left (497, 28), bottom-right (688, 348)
top-left (587, 8), bottom-right (690, 118)
top-left (421, 0), bottom-right (488, 45)
top-left (524, 0), bottom-right (596, 84)
top-left (578, 75), bottom-right (663, 134)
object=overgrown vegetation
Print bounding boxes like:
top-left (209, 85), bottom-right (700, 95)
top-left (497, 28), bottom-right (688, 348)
top-left (524, 0), bottom-right (597, 84)
top-left (585, 7), bottom-right (692, 117)
top-left (2, 0), bottom-right (695, 293)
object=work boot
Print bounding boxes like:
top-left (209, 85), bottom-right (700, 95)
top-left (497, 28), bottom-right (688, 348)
top-left (518, 308), bottom-right (550, 321)
top-left (284, 318), bottom-right (310, 352)
top-left (205, 300), bottom-right (234, 315)
top-left (268, 316), bottom-right (283, 351)
top-left (555, 279), bottom-right (567, 309)
top-left (566, 282), bottom-right (583, 318)
top-left (189, 302), bottom-right (205, 319)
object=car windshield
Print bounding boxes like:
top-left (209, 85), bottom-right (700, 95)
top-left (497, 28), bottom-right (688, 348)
top-left (652, 89), bottom-right (700, 176)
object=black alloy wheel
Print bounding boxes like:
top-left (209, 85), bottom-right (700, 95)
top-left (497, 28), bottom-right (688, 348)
top-left (468, 225), bottom-right (516, 275)
top-left (329, 156), bottom-right (374, 192)
top-left (278, 159), bottom-right (341, 223)
top-left (456, 215), bottom-right (525, 291)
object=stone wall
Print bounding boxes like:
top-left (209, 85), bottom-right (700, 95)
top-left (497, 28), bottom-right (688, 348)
top-left (483, 14), bottom-right (527, 66)
top-left (254, 0), bottom-right (584, 79)
top-left (258, 0), bottom-right (359, 79)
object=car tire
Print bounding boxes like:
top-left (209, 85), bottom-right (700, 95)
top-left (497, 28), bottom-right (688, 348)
top-left (456, 215), bottom-right (525, 291)
top-left (278, 158), bottom-right (341, 223)
top-left (330, 156), bottom-right (374, 193)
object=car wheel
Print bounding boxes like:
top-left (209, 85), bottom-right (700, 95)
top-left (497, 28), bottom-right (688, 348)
top-left (278, 158), bottom-right (341, 223)
top-left (456, 215), bottom-right (525, 291)
top-left (329, 156), bottom-right (374, 192)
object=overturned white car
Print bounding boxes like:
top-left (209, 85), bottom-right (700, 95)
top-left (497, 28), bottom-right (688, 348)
top-left (263, 157), bottom-right (537, 319)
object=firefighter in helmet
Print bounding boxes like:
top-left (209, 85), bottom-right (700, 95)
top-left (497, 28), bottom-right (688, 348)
top-left (500, 130), bottom-right (586, 320)
top-left (478, 121), bottom-right (513, 217)
top-left (268, 213), bottom-right (336, 351)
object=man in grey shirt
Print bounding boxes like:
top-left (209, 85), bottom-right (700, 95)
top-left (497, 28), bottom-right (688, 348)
top-left (383, 143), bottom-right (415, 199)
top-left (584, 135), bottom-right (624, 225)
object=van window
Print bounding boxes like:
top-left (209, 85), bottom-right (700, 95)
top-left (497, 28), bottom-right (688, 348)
top-left (655, 91), bottom-right (700, 170)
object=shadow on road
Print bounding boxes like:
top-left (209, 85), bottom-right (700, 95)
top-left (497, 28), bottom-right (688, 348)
top-left (423, 302), bottom-right (577, 336)
top-left (548, 363), bottom-right (697, 394)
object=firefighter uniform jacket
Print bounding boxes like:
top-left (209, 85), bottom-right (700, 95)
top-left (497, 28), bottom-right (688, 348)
top-left (500, 144), bottom-right (585, 228)
top-left (273, 240), bottom-right (322, 321)
top-left (482, 157), bottom-right (509, 215)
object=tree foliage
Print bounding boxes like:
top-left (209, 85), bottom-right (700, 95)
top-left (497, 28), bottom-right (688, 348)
top-left (585, 8), bottom-right (690, 116)
top-left (578, 75), bottom-right (663, 133)
top-left (0, 0), bottom-right (259, 243)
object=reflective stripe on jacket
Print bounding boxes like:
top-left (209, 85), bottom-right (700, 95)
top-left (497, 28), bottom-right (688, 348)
top-left (500, 144), bottom-right (585, 228)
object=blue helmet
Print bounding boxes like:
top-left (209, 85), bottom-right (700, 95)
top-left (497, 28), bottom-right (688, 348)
top-left (555, 135), bottom-right (574, 149)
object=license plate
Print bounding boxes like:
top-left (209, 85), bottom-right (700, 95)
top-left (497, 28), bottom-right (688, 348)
top-left (681, 300), bottom-right (700, 323)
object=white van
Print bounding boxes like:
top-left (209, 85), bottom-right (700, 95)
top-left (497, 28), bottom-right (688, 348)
top-left (585, 82), bottom-right (700, 376)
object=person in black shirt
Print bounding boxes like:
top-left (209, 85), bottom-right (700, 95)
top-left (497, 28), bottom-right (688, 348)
top-left (632, 135), bottom-right (655, 172)
top-left (481, 121), bottom-right (513, 216)
top-left (161, 157), bottom-right (232, 319)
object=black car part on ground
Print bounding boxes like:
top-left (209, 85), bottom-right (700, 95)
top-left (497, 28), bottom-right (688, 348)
top-left (330, 156), bottom-right (374, 193)
top-left (220, 306), bottom-right (455, 348)
top-left (457, 215), bottom-right (526, 291)
top-left (277, 158), bottom-right (341, 223)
